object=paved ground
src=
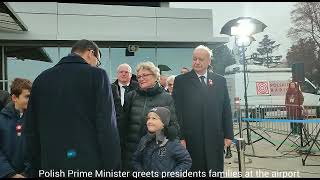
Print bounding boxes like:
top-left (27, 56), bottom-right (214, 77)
top-left (223, 126), bottom-right (320, 178)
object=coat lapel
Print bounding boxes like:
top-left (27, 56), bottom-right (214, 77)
top-left (207, 71), bottom-right (217, 90)
top-left (189, 70), bottom-right (203, 89)
top-left (206, 72), bottom-right (219, 105)
top-left (189, 70), bottom-right (217, 90)
top-left (188, 70), bottom-right (209, 101)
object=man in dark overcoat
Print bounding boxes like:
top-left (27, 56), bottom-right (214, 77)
top-left (24, 39), bottom-right (121, 177)
top-left (172, 45), bottom-right (234, 174)
top-left (111, 63), bottom-right (138, 127)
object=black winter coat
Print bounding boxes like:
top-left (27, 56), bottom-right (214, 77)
top-left (111, 83), bottom-right (122, 127)
top-left (24, 54), bottom-right (121, 176)
top-left (111, 80), bottom-right (139, 129)
top-left (172, 70), bottom-right (234, 172)
top-left (119, 83), bottom-right (180, 170)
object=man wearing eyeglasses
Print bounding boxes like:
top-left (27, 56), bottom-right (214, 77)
top-left (24, 39), bottom-right (121, 177)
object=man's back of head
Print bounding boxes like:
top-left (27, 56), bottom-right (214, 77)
top-left (180, 67), bottom-right (190, 74)
top-left (0, 90), bottom-right (11, 111)
top-left (71, 39), bottom-right (99, 55)
top-left (71, 39), bottom-right (101, 67)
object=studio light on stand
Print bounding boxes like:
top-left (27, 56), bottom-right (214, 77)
top-left (221, 17), bottom-right (267, 174)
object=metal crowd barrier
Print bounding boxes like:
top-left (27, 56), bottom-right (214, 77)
top-left (233, 104), bottom-right (320, 140)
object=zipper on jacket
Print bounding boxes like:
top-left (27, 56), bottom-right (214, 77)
top-left (142, 96), bottom-right (148, 119)
top-left (140, 97), bottom-right (148, 136)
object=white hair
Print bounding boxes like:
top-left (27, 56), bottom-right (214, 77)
top-left (166, 75), bottom-right (176, 86)
top-left (117, 63), bottom-right (132, 74)
top-left (194, 45), bottom-right (213, 59)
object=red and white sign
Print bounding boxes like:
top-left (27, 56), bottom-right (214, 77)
top-left (269, 80), bottom-right (289, 96)
top-left (256, 82), bottom-right (270, 95)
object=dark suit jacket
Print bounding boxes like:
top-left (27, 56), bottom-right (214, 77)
top-left (111, 84), bottom-right (122, 125)
top-left (112, 79), bottom-right (139, 99)
top-left (24, 54), bottom-right (121, 176)
top-left (172, 69), bottom-right (233, 172)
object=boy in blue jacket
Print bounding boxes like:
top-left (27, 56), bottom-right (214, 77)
top-left (0, 78), bottom-right (32, 178)
top-left (132, 107), bottom-right (192, 175)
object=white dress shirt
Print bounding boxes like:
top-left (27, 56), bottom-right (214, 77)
top-left (196, 71), bottom-right (208, 85)
top-left (118, 82), bottom-right (130, 106)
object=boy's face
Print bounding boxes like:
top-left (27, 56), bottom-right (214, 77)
top-left (146, 112), bottom-right (164, 133)
top-left (12, 89), bottom-right (30, 111)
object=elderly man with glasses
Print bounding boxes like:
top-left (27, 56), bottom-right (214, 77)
top-left (24, 39), bottom-right (121, 177)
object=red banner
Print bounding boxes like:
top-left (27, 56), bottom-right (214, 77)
top-left (256, 82), bottom-right (270, 95)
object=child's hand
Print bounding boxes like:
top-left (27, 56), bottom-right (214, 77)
top-left (180, 140), bottom-right (187, 148)
top-left (224, 139), bottom-right (232, 149)
top-left (11, 174), bottom-right (25, 178)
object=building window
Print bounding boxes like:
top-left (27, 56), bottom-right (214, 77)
top-left (156, 48), bottom-right (193, 76)
top-left (7, 47), bottom-right (58, 86)
top-left (109, 47), bottom-right (156, 81)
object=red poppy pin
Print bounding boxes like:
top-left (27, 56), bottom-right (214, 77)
top-left (16, 124), bottom-right (22, 136)
top-left (208, 79), bottom-right (213, 86)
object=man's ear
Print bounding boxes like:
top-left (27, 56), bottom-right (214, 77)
top-left (85, 51), bottom-right (92, 60)
top-left (11, 94), bottom-right (18, 103)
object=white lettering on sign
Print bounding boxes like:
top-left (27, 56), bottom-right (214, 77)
top-left (269, 80), bottom-right (289, 96)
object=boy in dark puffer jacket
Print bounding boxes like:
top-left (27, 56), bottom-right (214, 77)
top-left (132, 107), bottom-right (191, 175)
top-left (0, 78), bottom-right (32, 178)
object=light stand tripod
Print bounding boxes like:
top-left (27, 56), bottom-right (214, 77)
top-left (220, 16), bottom-right (268, 174)
top-left (235, 45), bottom-right (276, 152)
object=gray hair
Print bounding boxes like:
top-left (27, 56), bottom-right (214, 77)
top-left (166, 75), bottom-right (176, 86)
top-left (117, 63), bottom-right (132, 74)
top-left (194, 45), bottom-right (213, 59)
top-left (136, 61), bottom-right (160, 81)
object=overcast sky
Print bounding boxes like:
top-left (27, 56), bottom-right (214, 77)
top-left (170, 2), bottom-right (296, 61)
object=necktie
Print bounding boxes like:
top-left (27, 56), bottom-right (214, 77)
top-left (199, 76), bottom-right (206, 86)
top-left (123, 86), bottom-right (129, 94)
top-left (120, 86), bottom-right (128, 106)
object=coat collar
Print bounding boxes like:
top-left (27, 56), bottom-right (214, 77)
top-left (55, 53), bottom-right (89, 67)
top-left (1, 102), bottom-right (23, 119)
top-left (188, 70), bottom-right (203, 89)
top-left (136, 82), bottom-right (163, 97)
top-left (113, 79), bottom-right (137, 87)
top-left (187, 69), bottom-right (216, 89)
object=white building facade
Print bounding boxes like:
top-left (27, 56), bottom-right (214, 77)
top-left (0, 2), bottom-right (228, 90)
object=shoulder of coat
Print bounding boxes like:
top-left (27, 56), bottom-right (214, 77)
top-left (165, 139), bottom-right (181, 150)
top-left (176, 72), bottom-right (190, 80)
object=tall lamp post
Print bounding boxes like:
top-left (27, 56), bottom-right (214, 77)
top-left (220, 17), bottom-right (267, 173)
